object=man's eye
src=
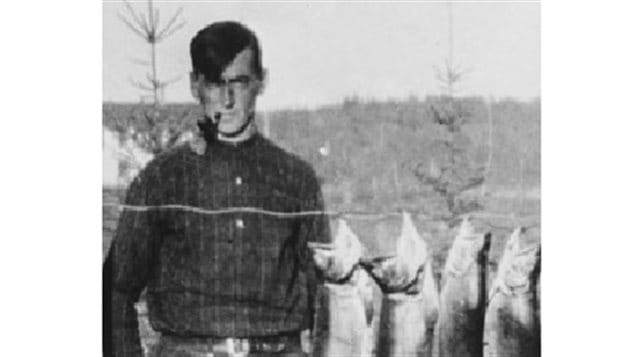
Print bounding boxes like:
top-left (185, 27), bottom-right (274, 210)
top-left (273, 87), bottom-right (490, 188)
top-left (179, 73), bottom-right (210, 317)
top-left (204, 81), bottom-right (223, 88)
top-left (232, 78), bottom-right (250, 85)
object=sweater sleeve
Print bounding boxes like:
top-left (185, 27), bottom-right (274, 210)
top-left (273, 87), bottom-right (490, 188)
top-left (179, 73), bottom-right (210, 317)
top-left (103, 166), bottom-right (160, 357)
top-left (297, 168), bottom-right (332, 332)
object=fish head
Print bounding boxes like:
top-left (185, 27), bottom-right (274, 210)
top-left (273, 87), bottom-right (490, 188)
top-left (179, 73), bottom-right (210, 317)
top-left (444, 217), bottom-right (489, 277)
top-left (361, 212), bottom-right (429, 294)
top-left (503, 244), bottom-right (540, 293)
top-left (308, 219), bottom-right (363, 283)
top-left (490, 227), bottom-right (541, 299)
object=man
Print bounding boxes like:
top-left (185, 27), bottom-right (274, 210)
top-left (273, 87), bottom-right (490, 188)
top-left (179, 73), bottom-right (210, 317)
top-left (104, 21), bottom-right (331, 357)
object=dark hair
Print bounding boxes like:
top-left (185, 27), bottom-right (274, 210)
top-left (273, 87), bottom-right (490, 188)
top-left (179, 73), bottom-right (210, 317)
top-left (190, 21), bottom-right (264, 82)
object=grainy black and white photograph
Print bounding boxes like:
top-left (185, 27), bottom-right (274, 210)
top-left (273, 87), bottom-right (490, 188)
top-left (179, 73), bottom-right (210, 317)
top-left (102, 1), bottom-right (540, 356)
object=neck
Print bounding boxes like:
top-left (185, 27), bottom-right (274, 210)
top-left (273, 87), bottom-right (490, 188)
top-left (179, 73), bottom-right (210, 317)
top-left (217, 120), bottom-right (257, 144)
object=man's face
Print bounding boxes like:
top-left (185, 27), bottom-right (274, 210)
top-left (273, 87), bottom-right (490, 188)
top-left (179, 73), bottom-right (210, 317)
top-left (190, 48), bottom-right (264, 135)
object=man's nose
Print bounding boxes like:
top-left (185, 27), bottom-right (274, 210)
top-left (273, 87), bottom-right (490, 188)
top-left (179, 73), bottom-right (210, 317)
top-left (223, 86), bottom-right (235, 109)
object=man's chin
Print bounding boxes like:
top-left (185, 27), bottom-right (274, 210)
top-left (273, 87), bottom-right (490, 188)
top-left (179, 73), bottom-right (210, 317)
top-left (217, 124), bottom-right (241, 134)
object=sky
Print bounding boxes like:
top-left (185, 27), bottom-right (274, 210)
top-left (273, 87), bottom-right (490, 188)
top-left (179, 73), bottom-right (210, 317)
top-left (103, 1), bottom-right (540, 110)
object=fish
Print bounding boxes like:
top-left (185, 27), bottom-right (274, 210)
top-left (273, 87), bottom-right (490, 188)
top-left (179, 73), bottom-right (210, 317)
top-left (483, 227), bottom-right (541, 357)
top-left (309, 217), bottom-right (362, 283)
top-left (361, 212), bottom-right (440, 357)
top-left (309, 219), bottom-right (374, 357)
top-left (435, 217), bottom-right (492, 357)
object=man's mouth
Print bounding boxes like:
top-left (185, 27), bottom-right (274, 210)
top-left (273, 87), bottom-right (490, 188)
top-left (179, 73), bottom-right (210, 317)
top-left (213, 112), bottom-right (238, 122)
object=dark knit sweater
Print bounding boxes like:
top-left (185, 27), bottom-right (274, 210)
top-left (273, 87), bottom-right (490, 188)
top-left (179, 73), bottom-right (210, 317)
top-left (104, 133), bottom-right (331, 357)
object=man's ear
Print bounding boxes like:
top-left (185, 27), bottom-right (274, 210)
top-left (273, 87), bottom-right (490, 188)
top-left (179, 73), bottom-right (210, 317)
top-left (189, 72), bottom-right (201, 100)
top-left (257, 68), bottom-right (268, 95)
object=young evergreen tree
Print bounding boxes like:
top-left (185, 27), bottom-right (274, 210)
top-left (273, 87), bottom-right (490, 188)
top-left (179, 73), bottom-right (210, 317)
top-left (413, 2), bottom-right (485, 223)
top-left (117, 0), bottom-right (188, 154)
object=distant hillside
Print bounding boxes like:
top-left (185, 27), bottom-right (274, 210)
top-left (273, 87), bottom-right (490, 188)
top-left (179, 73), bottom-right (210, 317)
top-left (103, 96), bottom-right (540, 207)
